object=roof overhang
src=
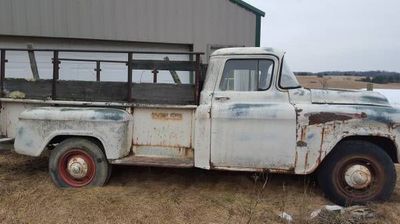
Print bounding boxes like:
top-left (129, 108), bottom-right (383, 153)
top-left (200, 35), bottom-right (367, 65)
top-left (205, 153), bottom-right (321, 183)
top-left (229, 0), bottom-right (266, 17)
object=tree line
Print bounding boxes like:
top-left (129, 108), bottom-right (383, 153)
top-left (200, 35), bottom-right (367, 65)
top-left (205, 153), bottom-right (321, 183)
top-left (295, 71), bottom-right (400, 84)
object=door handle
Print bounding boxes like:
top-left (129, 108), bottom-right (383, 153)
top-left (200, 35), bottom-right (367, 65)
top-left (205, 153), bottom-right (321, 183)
top-left (215, 96), bottom-right (230, 101)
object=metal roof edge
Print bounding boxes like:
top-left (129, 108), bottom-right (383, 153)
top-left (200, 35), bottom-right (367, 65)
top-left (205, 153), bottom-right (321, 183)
top-left (229, 0), bottom-right (266, 17)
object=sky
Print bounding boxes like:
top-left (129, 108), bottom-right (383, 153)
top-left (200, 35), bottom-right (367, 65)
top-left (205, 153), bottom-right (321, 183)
top-left (245, 0), bottom-right (400, 73)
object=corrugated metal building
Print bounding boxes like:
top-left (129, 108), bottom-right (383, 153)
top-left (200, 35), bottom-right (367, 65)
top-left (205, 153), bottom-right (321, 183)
top-left (0, 0), bottom-right (264, 58)
top-left (0, 0), bottom-right (264, 83)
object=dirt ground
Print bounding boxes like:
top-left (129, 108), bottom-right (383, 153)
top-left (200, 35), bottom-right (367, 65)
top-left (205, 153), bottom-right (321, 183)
top-left (297, 76), bottom-right (400, 89)
top-left (1, 149), bottom-right (400, 224)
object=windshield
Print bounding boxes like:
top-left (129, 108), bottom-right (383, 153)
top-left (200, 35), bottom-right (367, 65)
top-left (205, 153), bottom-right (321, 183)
top-left (280, 57), bottom-right (301, 89)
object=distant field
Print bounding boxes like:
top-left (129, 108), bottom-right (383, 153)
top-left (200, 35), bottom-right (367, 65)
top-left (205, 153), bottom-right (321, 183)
top-left (297, 75), bottom-right (400, 89)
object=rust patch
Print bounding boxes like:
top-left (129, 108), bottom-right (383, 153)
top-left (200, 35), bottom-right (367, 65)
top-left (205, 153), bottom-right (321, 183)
top-left (304, 151), bottom-right (309, 171)
top-left (295, 108), bottom-right (303, 118)
top-left (307, 112), bottom-right (367, 125)
top-left (300, 127), bottom-right (307, 141)
top-left (151, 112), bottom-right (183, 121)
top-left (209, 161), bottom-right (215, 169)
top-left (317, 127), bottom-right (325, 164)
top-left (267, 168), bottom-right (295, 174)
top-left (297, 141), bottom-right (307, 147)
top-left (111, 155), bottom-right (193, 168)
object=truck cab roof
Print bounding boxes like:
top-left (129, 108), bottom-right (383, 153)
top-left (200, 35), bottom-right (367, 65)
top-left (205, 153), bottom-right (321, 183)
top-left (211, 47), bottom-right (285, 58)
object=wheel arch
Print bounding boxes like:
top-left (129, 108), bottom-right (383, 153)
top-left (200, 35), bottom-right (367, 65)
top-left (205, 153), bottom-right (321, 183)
top-left (314, 135), bottom-right (399, 174)
top-left (330, 136), bottom-right (399, 163)
top-left (299, 135), bottom-right (399, 175)
top-left (41, 134), bottom-right (107, 158)
top-left (47, 135), bottom-right (106, 153)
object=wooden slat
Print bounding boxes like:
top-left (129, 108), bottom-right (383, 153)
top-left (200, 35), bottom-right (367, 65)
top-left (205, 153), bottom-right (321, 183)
top-left (131, 60), bottom-right (196, 71)
top-left (4, 78), bottom-right (195, 105)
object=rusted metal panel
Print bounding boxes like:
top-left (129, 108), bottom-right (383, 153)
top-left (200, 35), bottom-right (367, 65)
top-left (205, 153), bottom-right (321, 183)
top-left (13, 107), bottom-right (133, 159)
top-left (132, 107), bottom-right (194, 160)
top-left (111, 155), bottom-right (193, 168)
top-left (307, 112), bottom-right (367, 125)
top-left (291, 88), bottom-right (400, 174)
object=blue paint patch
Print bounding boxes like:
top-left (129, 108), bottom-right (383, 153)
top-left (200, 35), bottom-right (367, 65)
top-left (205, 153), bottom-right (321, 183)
top-left (354, 106), bottom-right (400, 128)
top-left (307, 133), bottom-right (315, 141)
top-left (361, 95), bottom-right (389, 105)
top-left (229, 104), bottom-right (274, 118)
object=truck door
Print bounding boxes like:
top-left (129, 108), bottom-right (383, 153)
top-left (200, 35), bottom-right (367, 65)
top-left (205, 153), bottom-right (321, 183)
top-left (210, 57), bottom-right (297, 170)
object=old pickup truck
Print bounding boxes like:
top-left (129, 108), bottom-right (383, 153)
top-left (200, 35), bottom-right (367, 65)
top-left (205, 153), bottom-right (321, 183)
top-left (0, 47), bottom-right (399, 206)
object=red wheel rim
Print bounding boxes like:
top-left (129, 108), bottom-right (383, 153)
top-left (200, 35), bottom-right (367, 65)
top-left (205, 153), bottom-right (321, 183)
top-left (58, 149), bottom-right (96, 187)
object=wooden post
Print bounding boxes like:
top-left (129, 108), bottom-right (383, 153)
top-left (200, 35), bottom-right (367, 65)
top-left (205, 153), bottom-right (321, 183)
top-left (27, 44), bottom-right (40, 81)
top-left (195, 54), bottom-right (201, 105)
top-left (0, 50), bottom-right (6, 97)
top-left (95, 61), bottom-right (101, 81)
top-left (152, 69), bottom-right (158, 83)
top-left (127, 52), bottom-right (133, 102)
top-left (163, 56), bottom-right (181, 84)
top-left (367, 83), bottom-right (374, 91)
top-left (52, 51), bottom-right (60, 99)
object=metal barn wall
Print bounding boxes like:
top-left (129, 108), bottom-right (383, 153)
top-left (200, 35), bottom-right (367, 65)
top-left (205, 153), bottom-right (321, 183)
top-left (0, 0), bottom-right (257, 57)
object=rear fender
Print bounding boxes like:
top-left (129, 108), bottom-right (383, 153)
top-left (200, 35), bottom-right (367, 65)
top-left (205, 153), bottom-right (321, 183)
top-left (13, 107), bottom-right (133, 159)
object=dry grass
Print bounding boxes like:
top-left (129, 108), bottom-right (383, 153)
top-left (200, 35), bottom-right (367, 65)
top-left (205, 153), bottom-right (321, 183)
top-left (297, 76), bottom-right (400, 90)
top-left (1, 150), bottom-right (400, 224)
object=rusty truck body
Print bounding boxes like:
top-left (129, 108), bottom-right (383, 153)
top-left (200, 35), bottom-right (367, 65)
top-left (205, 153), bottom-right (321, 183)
top-left (1, 47), bottom-right (399, 205)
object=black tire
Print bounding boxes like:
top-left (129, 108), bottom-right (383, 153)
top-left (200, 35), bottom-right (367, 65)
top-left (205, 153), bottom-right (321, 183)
top-left (106, 163), bottom-right (113, 183)
top-left (49, 138), bottom-right (110, 188)
top-left (318, 140), bottom-right (396, 206)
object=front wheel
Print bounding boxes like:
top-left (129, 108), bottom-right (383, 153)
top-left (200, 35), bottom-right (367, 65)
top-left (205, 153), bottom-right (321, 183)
top-left (318, 140), bottom-right (396, 206)
top-left (49, 138), bottom-right (111, 188)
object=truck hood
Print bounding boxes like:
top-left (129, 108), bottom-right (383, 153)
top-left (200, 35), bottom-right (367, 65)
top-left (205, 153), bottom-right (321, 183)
top-left (310, 89), bottom-right (390, 106)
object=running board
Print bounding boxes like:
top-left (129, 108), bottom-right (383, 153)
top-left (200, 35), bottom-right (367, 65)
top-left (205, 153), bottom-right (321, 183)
top-left (110, 155), bottom-right (194, 168)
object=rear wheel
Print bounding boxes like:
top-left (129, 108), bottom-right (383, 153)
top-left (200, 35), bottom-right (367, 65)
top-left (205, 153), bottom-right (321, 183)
top-left (49, 138), bottom-right (110, 188)
top-left (318, 140), bottom-right (396, 206)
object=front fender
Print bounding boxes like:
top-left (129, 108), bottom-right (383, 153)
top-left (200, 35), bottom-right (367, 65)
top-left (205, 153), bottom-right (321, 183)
top-left (14, 107), bottom-right (133, 159)
top-left (294, 104), bottom-right (400, 174)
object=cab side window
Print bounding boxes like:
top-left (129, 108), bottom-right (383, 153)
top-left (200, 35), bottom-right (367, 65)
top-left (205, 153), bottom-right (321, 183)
top-left (219, 59), bottom-right (274, 91)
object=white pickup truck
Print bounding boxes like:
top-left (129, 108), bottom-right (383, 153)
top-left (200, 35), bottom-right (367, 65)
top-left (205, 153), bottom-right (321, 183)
top-left (1, 47), bottom-right (399, 206)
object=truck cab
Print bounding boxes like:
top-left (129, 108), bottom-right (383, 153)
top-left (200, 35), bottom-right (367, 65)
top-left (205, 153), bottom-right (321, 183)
top-left (6, 47), bottom-right (400, 205)
top-left (195, 48), bottom-right (298, 172)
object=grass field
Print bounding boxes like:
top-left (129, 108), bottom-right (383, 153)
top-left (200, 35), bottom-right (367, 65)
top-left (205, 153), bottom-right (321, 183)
top-left (297, 76), bottom-right (400, 89)
top-left (1, 149), bottom-right (400, 224)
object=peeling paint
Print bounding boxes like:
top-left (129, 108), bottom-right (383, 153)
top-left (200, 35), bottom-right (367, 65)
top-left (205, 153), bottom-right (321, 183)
top-left (14, 106), bottom-right (132, 159)
top-left (296, 141), bottom-right (307, 147)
